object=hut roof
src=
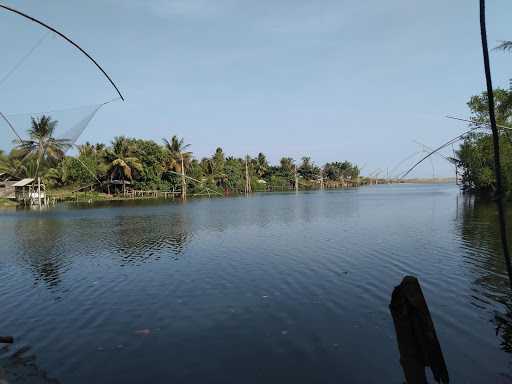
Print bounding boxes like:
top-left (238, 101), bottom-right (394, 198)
top-left (12, 178), bottom-right (35, 187)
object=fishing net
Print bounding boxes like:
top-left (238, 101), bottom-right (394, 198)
top-left (0, 102), bottom-right (108, 154)
top-left (0, 12), bottom-right (122, 155)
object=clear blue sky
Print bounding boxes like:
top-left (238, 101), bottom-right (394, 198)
top-left (1, 0), bottom-right (511, 177)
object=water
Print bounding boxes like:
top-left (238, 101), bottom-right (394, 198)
top-left (1, 184), bottom-right (511, 383)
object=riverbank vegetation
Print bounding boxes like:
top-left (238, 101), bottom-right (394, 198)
top-left (0, 116), bottom-right (360, 198)
top-left (0, 197), bottom-right (17, 208)
top-left (456, 88), bottom-right (512, 194)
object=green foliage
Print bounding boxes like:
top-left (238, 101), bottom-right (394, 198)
top-left (224, 157), bottom-right (244, 191)
top-left (298, 157), bottom-right (320, 180)
top-left (457, 89), bottom-right (512, 194)
top-left (15, 115), bottom-right (71, 177)
top-left (323, 161), bottom-right (359, 181)
top-left (4, 115), bottom-right (361, 195)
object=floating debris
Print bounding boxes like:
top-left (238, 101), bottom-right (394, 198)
top-left (134, 329), bottom-right (151, 336)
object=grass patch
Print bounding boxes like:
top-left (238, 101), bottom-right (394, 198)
top-left (0, 198), bottom-right (17, 208)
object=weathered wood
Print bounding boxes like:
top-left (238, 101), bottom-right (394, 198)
top-left (0, 336), bottom-right (13, 344)
top-left (389, 276), bottom-right (449, 384)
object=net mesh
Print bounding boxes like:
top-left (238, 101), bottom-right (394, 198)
top-left (0, 103), bottom-right (103, 154)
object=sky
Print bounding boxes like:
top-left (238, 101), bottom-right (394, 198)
top-left (0, 0), bottom-right (511, 177)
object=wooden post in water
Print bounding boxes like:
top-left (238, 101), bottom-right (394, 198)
top-left (294, 164), bottom-right (299, 193)
top-left (37, 177), bottom-right (41, 207)
top-left (245, 155), bottom-right (251, 195)
top-left (0, 336), bottom-right (13, 344)
top-left (181, 154), bottom-right (186, 200)
top-left (389, 276), bottom-right (449, 384)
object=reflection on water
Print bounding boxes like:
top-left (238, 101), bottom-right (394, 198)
top-left (0, 345), bottom-right (60, 384)
top-left (1, 185), bottom-right (512, 383)
top-left (457, 195), bottom-right (512, 354)
top-left (14, 219), bottom-right (67, 288)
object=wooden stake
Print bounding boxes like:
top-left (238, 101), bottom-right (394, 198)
top-left (245, 155), bottom-right (251, 194)
top-left (390, 276), bottom-right (449, 384)
top-left (0, 336), bottom-right (13, 344)
top-left (294, 164), bottom-right (299, 193)
top-left (37, 177), bottom-right (41, 207)
top-left (181, 154), bottom-right (186, 200)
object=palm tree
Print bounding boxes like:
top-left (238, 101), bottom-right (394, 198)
top-left (0, 157), bottom-right (28, 179)
top-left (163, 135), bottom-right (191, 198)
top-left (15, 115), bottom-right (70, 178)
top-left (105, 136), bottom-right (142, 194)
top-left (254, 152), bottom-right (269, 179)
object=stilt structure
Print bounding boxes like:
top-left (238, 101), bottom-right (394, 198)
top-left (245, 155), bottom-right (251, 195)
top-left (37, 177), bottom-right (42, 207)
top-left (294, 164), bottom-right (299, 192)
top-left (181, 154), bottom-right (186, 200)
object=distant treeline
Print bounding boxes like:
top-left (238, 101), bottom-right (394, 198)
top-left (0, 117), bottom-right (359, 194)
top-left (456, 88), bottom-right (512, 195)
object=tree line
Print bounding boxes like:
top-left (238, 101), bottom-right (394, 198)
top-left (456, 88), bottom-right (512, 194)
top-left (0, 116), bottom-right (360, 195)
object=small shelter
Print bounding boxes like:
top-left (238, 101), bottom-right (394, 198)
top-left (13, 178), bottom-right (47, 206)
top-left (103, 179), bottom-right (132, 195)
top-left (0, 173), bottom-right (20, 199)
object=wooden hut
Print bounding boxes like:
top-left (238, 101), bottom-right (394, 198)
top-left (0, 173), bottom-right (20, 199)
top-left (104, 179), bottom-right (132, 195)
top-left (13, 178), bottom-right (47, 206)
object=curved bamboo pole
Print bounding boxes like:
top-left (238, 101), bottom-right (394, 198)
top-left (399, 126), bottom-right (484, 179)
top-left (0, 3), bottom-right (125, 101)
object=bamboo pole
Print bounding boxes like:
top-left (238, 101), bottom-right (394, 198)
top-left (479, 0), bottom-right (512, 290)
top-left (245, 155), bottom-right (251, 194)
top-left (37, 177), bottom-right (41, 207)
top-left (181, 154), bottom-right (186, 200)
top-left (294, 164), bottom-right (299, 193)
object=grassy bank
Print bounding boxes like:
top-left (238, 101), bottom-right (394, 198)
top-left (0, 198), bottom-right (17, 208)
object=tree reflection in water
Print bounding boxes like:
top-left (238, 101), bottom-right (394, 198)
top-left (0, 344), bottom-right (60, 384)
top-left (14, 219), bottom-right (66, 289)
top-left (113, 209), bottom-right (191, 265)
top-left (459, 194), bottom-right (512, 353)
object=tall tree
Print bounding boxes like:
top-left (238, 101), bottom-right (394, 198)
top-left (163, 135), bottom-right (192, 198)
top-left (254, 152), bottom-right (269, 179)
top-left (298, 156), bottom-right (320, 180)
top-left (15, 115), bottom-right (70, 178)
top-left (279, 157), bottom-right (295, 176)
top-left (105, 136), bottom-right (142, 187)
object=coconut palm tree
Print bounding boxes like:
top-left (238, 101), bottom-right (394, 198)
top-left (15, 115), bottom-right (70, 178)
top-left (2, 159), bottom-right (26, 178)
top-left (104, 136), bottom-right (142, 193)
top-left (163, 135), bottom-right (191, 198)
top-left (254, 152), bottom-right (269, 179)
top-left (0, 152), bottom-right (28, 179)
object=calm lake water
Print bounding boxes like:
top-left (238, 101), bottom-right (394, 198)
top-left (1, 184), bottom-right (512, 383)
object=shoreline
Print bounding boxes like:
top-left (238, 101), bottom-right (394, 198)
top-left (1, 181), bottom-right (458, 209)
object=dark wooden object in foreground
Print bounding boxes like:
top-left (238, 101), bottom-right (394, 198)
top-left (390, 276), bottom-right (449, 384)
top-left (0, 336), bottom-right (13, 344)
